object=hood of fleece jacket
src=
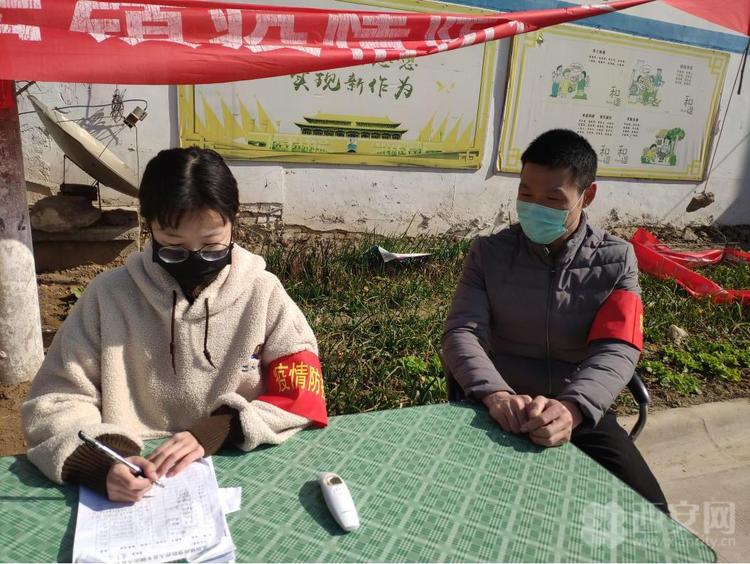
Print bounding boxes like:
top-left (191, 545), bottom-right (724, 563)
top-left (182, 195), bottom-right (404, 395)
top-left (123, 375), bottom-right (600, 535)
top-left (125, 241), bottom-right (268, 320)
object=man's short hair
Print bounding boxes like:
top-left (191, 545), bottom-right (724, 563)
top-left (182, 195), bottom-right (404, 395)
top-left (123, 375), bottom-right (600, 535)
top-left (521, 129), bottom-right (597, 191)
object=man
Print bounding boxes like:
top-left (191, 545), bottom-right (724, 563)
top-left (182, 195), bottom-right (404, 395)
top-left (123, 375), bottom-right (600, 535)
top-left (442, 129), bottom-right (668, 513)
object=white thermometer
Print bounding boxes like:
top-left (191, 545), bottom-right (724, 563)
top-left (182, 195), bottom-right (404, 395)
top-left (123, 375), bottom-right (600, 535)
top-left (319, 472), bottom-right (360, 532)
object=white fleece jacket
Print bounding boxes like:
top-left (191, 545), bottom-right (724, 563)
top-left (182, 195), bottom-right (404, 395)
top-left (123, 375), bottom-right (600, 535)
top-left (22, 242), bottom-right (318, 483)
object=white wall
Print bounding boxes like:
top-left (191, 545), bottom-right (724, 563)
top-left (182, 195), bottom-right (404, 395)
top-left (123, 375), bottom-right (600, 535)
top-left (17, 2), bottom-right (750, 236)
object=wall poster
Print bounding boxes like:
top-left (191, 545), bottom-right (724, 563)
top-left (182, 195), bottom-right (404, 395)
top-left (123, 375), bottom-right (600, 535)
top-left (498, 25), bottom-right (729, 181)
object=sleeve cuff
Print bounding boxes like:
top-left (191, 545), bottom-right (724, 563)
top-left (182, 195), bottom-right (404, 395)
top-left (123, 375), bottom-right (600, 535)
top-left (186, 407), bottom-right (244, 456)
top-left (556, 392), bottom-right (602, 426)
top-left (61, 434), bottom-right (140, 497)
top-left (466, 382), bottom-right (516, 400)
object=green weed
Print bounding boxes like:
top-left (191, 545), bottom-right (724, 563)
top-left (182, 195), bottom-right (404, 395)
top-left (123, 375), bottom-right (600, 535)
top-left (638, 260), bottom-right (750, 396)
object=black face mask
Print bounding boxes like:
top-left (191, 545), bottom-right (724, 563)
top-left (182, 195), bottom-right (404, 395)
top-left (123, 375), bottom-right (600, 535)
top-left (152, 240), bottom-right (233, 299)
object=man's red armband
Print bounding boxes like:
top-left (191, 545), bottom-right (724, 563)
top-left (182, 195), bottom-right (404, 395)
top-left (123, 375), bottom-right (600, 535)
top-left (588, 289), bottom-right (644, 351)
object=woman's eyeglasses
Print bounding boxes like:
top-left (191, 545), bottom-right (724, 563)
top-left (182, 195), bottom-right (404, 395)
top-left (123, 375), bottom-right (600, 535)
top-left (156, 243), bottom-right (233, 263)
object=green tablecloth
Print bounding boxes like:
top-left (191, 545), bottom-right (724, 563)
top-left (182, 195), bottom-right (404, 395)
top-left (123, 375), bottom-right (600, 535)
top-left (0, 403), bottom-right (714, 562)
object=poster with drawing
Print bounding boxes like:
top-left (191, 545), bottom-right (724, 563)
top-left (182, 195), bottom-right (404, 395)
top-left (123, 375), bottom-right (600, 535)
top-left (498, 25), bottom-right (729, 181)
top-left (178, 0), bottom-right (495, 170)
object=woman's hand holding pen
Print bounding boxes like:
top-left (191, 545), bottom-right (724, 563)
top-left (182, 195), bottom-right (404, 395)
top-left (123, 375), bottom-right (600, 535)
top-left (106, 456), bottom-right (158, 503)
top-left (148, 431), bottom-right (205, 480)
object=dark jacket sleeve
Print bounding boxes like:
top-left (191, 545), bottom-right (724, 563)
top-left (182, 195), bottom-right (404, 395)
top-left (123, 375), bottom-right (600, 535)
top-left (557, 243), bottom-right (642, 424)
top-left (187, 406), bottom-right (244, 456)
top-left (61, 434), bottom-right (141, 497)
top-left (442, 238), bottom-right (515, 399)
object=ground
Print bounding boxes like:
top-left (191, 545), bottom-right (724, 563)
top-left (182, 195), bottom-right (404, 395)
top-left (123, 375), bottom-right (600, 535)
top-left (0, 381), bottom-right (29, 456)
top-left (0, 223), bottom-right (748, 456)
top-left (619, 399), bottom-right (750, 562)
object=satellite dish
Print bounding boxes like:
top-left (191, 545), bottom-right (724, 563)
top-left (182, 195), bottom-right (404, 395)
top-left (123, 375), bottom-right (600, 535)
top-left (28, 95), bottom-right (139, 197)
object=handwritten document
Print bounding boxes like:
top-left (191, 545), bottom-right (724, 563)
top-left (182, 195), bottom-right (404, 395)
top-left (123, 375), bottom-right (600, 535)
top-left (73, 458), bottom-right (237, 563)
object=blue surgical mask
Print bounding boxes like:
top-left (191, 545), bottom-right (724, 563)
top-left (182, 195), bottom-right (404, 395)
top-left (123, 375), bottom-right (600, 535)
top-left (516, 191), bottom-right (586, 245)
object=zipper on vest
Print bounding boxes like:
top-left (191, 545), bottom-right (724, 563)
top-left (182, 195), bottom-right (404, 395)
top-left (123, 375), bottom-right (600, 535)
top-left (545, 265), bottom-right (556, 395)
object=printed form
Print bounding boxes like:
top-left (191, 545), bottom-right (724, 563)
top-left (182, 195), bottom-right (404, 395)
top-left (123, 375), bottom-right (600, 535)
top-left (73, 458), bottom-right (237, 563)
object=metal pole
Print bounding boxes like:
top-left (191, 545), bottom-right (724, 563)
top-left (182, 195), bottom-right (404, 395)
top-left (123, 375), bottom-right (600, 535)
top-left (0, 80), bottom-right (43, 385)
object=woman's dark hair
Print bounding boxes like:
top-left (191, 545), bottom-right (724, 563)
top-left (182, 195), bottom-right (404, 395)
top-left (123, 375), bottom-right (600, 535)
top-left (521, 129), bottom-right (597, 191)
top-left (138, 147), bottom-right (239, 229)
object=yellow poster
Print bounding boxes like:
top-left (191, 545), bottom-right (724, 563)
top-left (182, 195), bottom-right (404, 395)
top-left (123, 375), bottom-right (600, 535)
top-left (178, 1), bottom-right (495, 170)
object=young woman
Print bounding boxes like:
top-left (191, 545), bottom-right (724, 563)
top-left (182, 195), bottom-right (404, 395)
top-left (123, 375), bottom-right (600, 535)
top-left (23, 147), bottom-right (327, 502)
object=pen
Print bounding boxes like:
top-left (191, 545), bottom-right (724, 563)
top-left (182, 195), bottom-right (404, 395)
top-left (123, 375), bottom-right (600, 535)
top-left (78, 430), bottom-right (165, 488)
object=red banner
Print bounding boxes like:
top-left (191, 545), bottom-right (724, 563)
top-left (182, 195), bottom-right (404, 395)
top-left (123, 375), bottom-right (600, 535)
top-left (631, 228), bottom-right (750, 306)
top-left (664, 0), bottom-right (750, 37)
top-left (0, 0), bottom-right (653, 85)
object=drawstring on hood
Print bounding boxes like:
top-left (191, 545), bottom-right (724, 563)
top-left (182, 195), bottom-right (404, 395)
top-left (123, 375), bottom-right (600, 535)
top-left (169, 291), bottom-right (216, 373)
top-left (203, 298), bottom-right (215, 368)
top-left (170, 291), bottom-right (177, 374)
top-left (127, 241), bottom-right (268, 376)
